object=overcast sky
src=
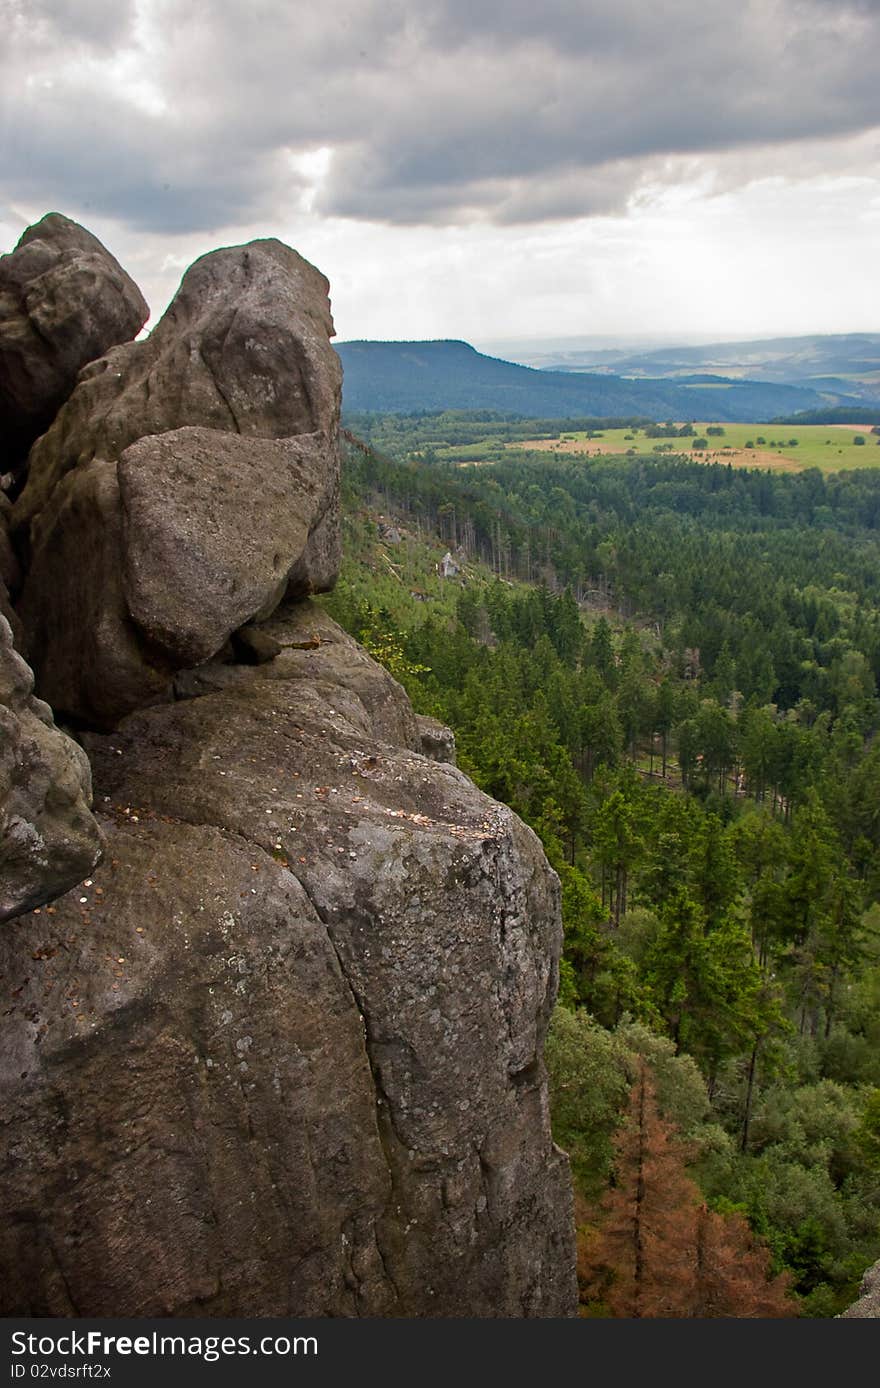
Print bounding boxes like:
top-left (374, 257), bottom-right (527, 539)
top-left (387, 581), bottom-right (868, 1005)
top-left (1, 0), bottom-right (879, 349)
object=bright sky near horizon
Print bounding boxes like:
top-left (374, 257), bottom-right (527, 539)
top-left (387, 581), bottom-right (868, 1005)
top-left (1, 0), bottom-right (879, 348)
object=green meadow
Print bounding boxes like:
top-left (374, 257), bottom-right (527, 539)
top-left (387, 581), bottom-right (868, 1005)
top-left (523, 422), bottom-right (880, 472)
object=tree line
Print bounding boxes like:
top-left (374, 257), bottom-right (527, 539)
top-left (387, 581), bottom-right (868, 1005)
top-left (325, 428), bottom-right (880, 1314)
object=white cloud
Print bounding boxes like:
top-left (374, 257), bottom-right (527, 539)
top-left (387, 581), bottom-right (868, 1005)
top-left (2, 0), bottom-right (879, 231)
top-left (1, 1), bottom-right (878, 339)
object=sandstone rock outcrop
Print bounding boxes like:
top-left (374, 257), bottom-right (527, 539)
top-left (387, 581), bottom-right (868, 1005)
top-left (0, 616), bottom-right (102, 923)
top-left (14, 238), bottom-right (339, 533)
top-left (0, 214), bottom-right (148, 478)
top-left (119, 429), bottom-right (331, 661)
top-left (841, 1260), bottom-right (880, 1317)
top-left (13, 239), bottom-right (342, 726)
top-left (0, 606), bottom-right (575, 1315)
top-left (0, 216), bottom-right (576, 1317)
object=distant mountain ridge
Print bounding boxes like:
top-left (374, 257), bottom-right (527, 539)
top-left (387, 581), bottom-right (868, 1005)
top-left (489, 332), bottom-right (880, 401)
top-left (336, 338), bottom-right (865, 422)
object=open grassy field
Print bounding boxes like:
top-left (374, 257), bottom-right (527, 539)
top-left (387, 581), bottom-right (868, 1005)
top-left (515, 422), bottom-right (880, 472)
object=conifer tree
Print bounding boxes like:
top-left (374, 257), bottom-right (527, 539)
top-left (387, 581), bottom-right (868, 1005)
top-left (580, 1062), bottom-right (793, 1316)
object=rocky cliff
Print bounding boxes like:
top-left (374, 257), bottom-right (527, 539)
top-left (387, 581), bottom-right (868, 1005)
top-left (841, 1260), bottom-right (880, 1317)
top-left (0, 217), bottom-right (576, 1316)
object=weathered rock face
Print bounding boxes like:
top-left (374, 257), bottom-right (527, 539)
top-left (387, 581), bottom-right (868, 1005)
top-left (17, 457), bottom-right (172, 728)
top-left (13, 238), bottom-right (342, 726)
top-left (0, 497), bottom-right (20, 638)
top-left (0, 616), bottom-right (103, 923)
top-left (841, 1260), bottom-right (880, 1317)
top-left (417, 714), bottom-right (457, 764)
top-left (0, 608), bottom-right (576, 1316)
top-left (0, 496), bottom-right (19, 593)
top-left (18, 428), bottom-right (338, 724)
top-left (0, 220), bottom-right (576, 1318)
top-left (1, 816), bottom-right (394, 1315)
top-left (119, 429), bottom-right (333, 660)
top-left (14, 238), bottom-right (340, 534)
top-left (0, 214), bottom-right (148, 477)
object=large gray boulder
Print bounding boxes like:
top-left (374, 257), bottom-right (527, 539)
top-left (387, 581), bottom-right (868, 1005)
top-left (16, 457), bottom-right (172, 729)
top-left (0, 615), bottom-right (103, 923)
top-left (17, 428), bottom-right (338, 724)
top-left (119, 428), bottom-right (335, 661)
top-left (14, 238), bottom-right (340, 533)
top-left (0, 214), bottom-right (148, 477)
top-left (0, 608), bottom-right (576, 1316)
top-left (13, 240), bottom-right (342, 726)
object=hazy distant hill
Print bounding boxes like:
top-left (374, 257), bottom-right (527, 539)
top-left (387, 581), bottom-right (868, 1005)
top-left (507, 332), bottom-right (880, 400)
top-left (336, 339), bottom-right (860, 421)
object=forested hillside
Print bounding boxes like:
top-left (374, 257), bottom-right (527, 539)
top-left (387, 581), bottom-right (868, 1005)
top-left (323, 427), bottom-right (880, 1316)
top-left (335, 340), bottom-right (852, 421)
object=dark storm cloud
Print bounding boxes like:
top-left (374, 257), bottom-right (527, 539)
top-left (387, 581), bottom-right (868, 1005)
top-left (1, 0), bottom-right (878, 234)
top-left (0, 83), bottom-right (301, 233)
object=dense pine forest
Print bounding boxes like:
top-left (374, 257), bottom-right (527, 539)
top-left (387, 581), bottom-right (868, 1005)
top-left (324, 417), bottom-right (880, 1316)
